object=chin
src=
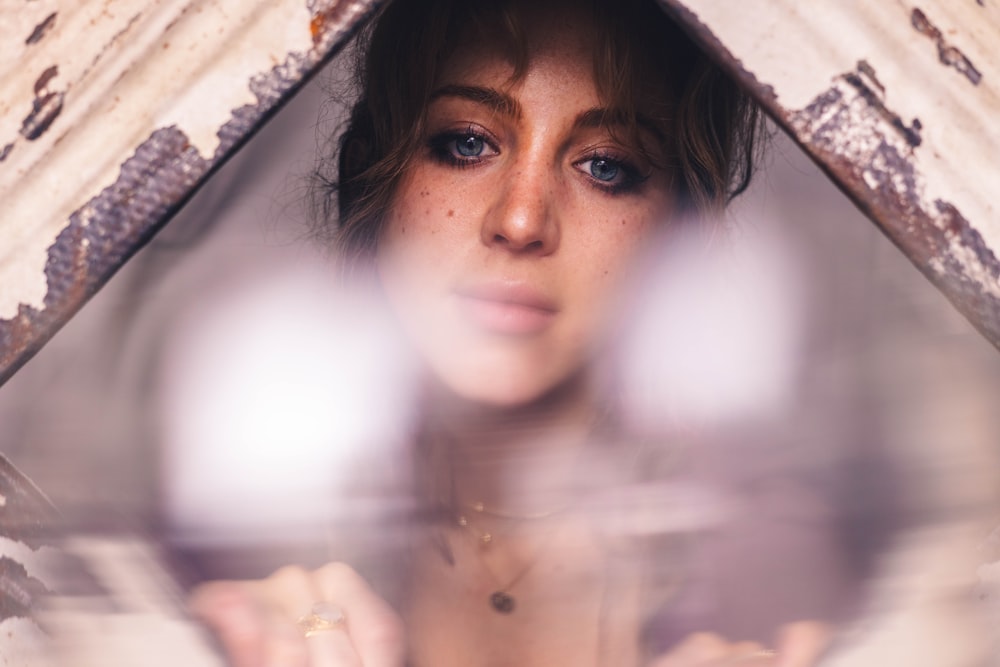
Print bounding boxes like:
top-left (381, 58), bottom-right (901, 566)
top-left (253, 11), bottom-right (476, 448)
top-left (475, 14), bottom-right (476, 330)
top-left (434, 368), bottom-right (550, 409)
top-left (426, 353), bottom-right (589, 414)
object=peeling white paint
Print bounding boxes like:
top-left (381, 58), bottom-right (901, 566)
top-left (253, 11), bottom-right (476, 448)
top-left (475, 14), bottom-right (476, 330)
top-left (0, 536), bottom-right (60, 583)
top-left (0, 536), bottom-right (58, 665)
top-left (0, 0), bottom-right (314, 319)
top-left (681, 0), bottom-right (1000, 296)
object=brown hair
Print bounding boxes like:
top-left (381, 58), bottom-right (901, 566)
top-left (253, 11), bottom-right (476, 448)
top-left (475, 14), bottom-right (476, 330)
top-left (316, 0), bottom-right (762, 272)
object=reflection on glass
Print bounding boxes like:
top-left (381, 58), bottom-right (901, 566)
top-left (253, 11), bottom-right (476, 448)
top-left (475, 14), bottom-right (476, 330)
top-left (1, 1), bottom-right (997, 665)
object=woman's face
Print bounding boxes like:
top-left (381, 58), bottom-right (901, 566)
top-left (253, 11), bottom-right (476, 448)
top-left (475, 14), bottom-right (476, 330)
top-left (376, 5), bottom-right (675, 408)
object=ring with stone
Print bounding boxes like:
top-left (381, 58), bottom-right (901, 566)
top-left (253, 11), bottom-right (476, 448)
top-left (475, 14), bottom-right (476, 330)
top-left (296, 602), bottom-right (347, 637)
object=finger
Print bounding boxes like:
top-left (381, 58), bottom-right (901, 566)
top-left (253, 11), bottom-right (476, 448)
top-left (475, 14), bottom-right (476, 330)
top-left (298, 600), bottom-right (360, 667)
top-left (649, 632), bottom-right (733, 666)
top-left (305, 625), bottom-right (363, 667)
top-left (312, 562), bottom-right (406, 667)
top-left (253, 566), bottom-right (331, 667)
top-left (261, 608), bottom-right (309, 667)
top-left (774, 621), bottom-right (833, 667)
top-left (196, 567), bottom-right (314, 667)
top-left (189, 582), bottom-right (268, 667)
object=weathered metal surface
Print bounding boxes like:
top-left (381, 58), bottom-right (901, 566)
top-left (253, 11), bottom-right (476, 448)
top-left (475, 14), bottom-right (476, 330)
top-left (0, 0), bottom-right (378, 657)
top-left (0, 0), bottom-right (380, 387)
top-left (0, 453), bottom-right (56, 617)
top-left (661, 0), bottom-right (1000, 350)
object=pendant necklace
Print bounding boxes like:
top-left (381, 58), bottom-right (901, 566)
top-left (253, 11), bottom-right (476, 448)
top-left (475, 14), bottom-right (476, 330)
top-left (454, 500), bottom-right (565, 614)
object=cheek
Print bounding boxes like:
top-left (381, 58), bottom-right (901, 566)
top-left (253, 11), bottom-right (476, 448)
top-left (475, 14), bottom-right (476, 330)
top-left (566, 204), bottom-right (668, 332)
top-left (375, 176), bottom-right (471, 323)
top-left (379, 175), bottom-right (466, 264)
top-left (379, 195), bottom-right (430, 279)
top-left (581, 211), bottom-right (660, 280)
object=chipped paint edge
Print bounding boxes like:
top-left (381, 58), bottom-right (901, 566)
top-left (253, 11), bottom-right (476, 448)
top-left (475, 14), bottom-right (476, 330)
top-left (0, 0), bottom-right (381, 387)
top-left (658, 0), bottom-right (1000, 351)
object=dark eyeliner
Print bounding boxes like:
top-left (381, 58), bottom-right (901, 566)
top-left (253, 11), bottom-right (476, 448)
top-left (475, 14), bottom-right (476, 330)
top-left (427, 125), bottom-right (497, 168)
top-left (580, 152), bottom-right (650, 195)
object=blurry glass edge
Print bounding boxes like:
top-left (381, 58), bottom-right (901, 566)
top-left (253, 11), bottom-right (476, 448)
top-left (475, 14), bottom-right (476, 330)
top-left (0, 0), bottom-right (385, 389)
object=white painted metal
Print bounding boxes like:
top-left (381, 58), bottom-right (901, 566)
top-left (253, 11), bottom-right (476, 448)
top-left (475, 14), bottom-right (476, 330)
top-left (666, 0), bottom-right (1000, 346)
top-left (0, 1), bottom-right (326, 317)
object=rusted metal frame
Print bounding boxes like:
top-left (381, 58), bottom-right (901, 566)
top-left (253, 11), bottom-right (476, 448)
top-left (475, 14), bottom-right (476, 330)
top-left (0, 455), bottom-right (57, 625)
top-left (7, 1), bottom-right (994, 398)
top-left (0, 0), bottom-right (383, 388)
top-left (658, 0), bottom-right (1000, 351)
top-left (0, 0), bottom-right (382, 636)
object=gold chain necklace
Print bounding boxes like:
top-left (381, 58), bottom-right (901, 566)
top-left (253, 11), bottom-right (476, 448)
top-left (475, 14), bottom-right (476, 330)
top-left (453, 504), bottom-right (564, 614)
top-left (455, 500), bottom-right (568, 547)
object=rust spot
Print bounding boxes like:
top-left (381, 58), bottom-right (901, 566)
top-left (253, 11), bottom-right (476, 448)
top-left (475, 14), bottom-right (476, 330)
top-left (33, 65), bottom-right (58, 96)
top-left (308, 1), bottom-right (373, 50)
top-left (309, 5), bottom-right (355, 48)
top-left (0, 144), bottom-right (12, 162)
top-left (843, 64), bottom-right (922, 148)
top-left (940, 201), bottom-right (964, 235)
top-left (934, 202), bottom-right (998, 283)
top-left (310, 12), bottom-right (325, 45)
top-left (789, 67), bottom-right (1000, 349)
top-left (22, 66), bottom-right (64, 141)
top-left (911, 8), bottom-right (982, 85)
top-left (20, 92), bottom-right (64, 141)
top-left (25, 12), bottom-right (56, 45)
top-left (856, 60), bottom-right (885, 96)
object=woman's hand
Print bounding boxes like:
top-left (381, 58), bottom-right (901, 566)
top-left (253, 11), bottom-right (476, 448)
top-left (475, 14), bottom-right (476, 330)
top-left (649, 621), bottom-right (832, 667)
top-left (189, 562), bottom-right (406, 667)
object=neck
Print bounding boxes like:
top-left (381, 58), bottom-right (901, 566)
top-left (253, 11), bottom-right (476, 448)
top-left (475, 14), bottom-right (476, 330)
top-left (421, 373), bottom-right (599, 516)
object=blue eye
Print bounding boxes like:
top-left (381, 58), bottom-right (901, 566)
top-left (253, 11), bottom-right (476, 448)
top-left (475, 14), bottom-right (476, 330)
top-left (575, 154), bottom-right (648, 195)
top-left (589, 158), bottom-right (619, 182)
top-left (455, 135), bottom-right (485, 157)
top-left (428, 129), bottom-right (496, 167)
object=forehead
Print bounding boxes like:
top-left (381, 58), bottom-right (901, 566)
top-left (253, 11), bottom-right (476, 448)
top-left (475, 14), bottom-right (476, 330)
top-left (434, 2), bottom-right (598, 89)
top-left (429, 1), bottom-right (676, 126)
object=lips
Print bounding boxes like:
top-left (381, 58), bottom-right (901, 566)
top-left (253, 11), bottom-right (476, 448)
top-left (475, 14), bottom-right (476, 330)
top-left (454, 282), bottom-right (558, 335)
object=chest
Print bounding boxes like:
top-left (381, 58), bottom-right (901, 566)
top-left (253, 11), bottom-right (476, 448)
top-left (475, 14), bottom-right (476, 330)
top-left (402, 520), bottom-right (645, 667)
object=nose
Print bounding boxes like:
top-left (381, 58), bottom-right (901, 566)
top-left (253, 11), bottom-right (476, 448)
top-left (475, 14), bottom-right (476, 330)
top-left (481, 163), bottom-right (560, 254)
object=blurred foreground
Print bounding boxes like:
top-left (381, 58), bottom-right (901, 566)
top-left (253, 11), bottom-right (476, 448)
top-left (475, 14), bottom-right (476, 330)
top-left (1, 70), bottom-right (998, 665)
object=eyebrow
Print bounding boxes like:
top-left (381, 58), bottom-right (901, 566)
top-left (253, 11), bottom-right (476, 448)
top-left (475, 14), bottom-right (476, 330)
top-left (575, 107), bottom-right (666, 144)
top-left (430, 85), bottom-right (665, 144)
top-left (430, 85), bottom-right (522, 119)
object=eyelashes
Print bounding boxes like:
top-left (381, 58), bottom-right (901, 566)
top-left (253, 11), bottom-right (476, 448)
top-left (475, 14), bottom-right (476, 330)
top-left (573, 154), bottom-right (649, 195)
top-left (426, 127), bottom-right (650, 194)
top-left (428, 126), bottom-right (498, 168)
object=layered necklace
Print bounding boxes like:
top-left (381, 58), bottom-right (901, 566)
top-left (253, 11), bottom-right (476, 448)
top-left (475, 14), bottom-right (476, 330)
top-left (452, 499), bottom-right (567, 613)
top-left (419, 401), bottom-right (606, 615)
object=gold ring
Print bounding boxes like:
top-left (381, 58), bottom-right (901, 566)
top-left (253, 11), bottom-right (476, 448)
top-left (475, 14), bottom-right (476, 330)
top-left (296, 602), bottom-right (346, 637)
